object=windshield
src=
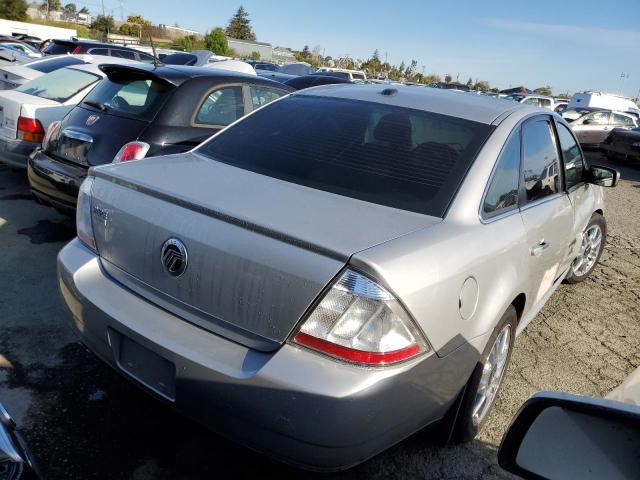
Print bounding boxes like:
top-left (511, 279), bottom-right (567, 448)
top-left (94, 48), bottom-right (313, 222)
top-left (505, 94), bottom-right (526, 102)
top-left (197, 95), bottom-right (492, 217)
top-left (562, 108), bottom-right (595, 121)
top-left (28, 55), bottom-right (85, 73)
top-left (81, 74), bottom-right (174, 121)
top-left (16, 67), bottom-right (100, 102)
top-left (42, 41), bottom-right (76, 55)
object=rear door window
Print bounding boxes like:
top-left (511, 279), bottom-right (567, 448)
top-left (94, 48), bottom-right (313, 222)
top-left (111, 49), bottom-right (136, 60)
top-left (16, 67), bottom-right (100, 102)
top-left (483, 130), bottom-right (521, 218)
top-left (194, 86), bottom-right (244, 126)
top-left (556, 123), bottom-right (584, 189)
top-left (28, 56), bottom-right (84, 73)
top-left (612, 113), bottom-right (635, 127)
top-left (523, 97), bottom-right (540, 107)
top-left (522, 119), bottom-right (562, 203)
top-left (87, 48), bottom-right (108, 56)
top-left (249, 85), bottom-right (287, 110)
top-left (82, 74), bottom-right (174, 121)
top-left (584, 111), bottom-right (610, 125)
top-left (197, 95), bottom-right (493, 217)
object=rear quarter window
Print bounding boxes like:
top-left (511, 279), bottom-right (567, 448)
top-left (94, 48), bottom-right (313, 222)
top-left (197, 95), bottom-right (493, 217)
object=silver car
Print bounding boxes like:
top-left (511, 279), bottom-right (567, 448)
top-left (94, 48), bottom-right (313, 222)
top-left (57, 85), bottom-right (619, 470)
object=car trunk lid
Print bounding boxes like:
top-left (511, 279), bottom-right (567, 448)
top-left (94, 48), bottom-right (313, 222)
top-left (0, 90), bottom-right (57, 141)
top-left (90, 153), bottom-right (440, 351)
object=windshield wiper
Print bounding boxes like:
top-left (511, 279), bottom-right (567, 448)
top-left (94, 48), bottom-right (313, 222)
top-left (83, 100), bottom-right (107, 111)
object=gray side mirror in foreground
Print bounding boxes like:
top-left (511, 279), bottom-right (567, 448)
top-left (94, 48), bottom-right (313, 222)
top-left (588, 164), bottom-right (620, 187)
top-left (498, 392), bottom-right (640, 480)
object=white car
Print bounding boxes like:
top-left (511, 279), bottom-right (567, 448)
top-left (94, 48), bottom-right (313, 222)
top-left (0, 54), bottom-right (128, 90)
top-left (0, 58), bottom-right (136, 167)
top-left (504, 93), bottom-right (556, 110)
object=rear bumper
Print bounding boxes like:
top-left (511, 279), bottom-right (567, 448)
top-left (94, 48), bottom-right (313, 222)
top-left (27, 149), bottom-right (87, 212)
top-left (58, 239), bottom-right (479, 470)
top-left (0, 136), bottom-right (38, 167)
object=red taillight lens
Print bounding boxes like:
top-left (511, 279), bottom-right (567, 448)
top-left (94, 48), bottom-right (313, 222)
top-left (71, 46), bottom-right (82, 54)
top-left (112, 141), bottom-right (150, 163)
top-left (290, 269), bottom-right (428, 366)
top-left (17, 116), bottom-right (44, 143)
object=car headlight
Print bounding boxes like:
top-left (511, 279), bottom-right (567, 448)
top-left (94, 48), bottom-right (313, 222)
top-left (291, 268), bottom-right (429, 366)
top-left (76, 176), bottom-right (97, 252)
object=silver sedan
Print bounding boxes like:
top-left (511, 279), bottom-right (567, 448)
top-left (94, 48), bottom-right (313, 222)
top-left (57, 84), bottom-right (619, 470)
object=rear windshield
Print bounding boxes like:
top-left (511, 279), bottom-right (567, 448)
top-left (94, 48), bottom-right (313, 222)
top-left (82, 73), bottom-right (174, 121)
top-left (29, 55), bottom-right (84, 73)
top-left (197, 95), bottom-right (492, 217)
top-left (17, 67), bottom-right (100, 102)
top-left (42, 41), bottom-right (75, 55)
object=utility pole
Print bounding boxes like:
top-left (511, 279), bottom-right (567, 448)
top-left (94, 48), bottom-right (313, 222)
top-left (101, 0), bottom-right (106, 16)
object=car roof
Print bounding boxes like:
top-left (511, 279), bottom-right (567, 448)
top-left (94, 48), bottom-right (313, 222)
top-left (68, 58), bottom-right (138, 75)
top-left (295, 84), bottom-right (530, 124)
top-left (98, 63), bottom-right (292, 88)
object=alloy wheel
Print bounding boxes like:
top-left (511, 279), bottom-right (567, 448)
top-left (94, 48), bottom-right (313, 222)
top-left (571, 224), bottom-right (603, 277)
top-left (471, 324), bottom-right (511, 426)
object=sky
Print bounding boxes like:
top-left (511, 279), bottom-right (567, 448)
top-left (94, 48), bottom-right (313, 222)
top-left (74, 0), bottom-right (639, 97)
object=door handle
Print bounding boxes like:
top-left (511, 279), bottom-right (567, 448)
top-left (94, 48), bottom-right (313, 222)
top-left (531, 241), bottom-right (550, 257)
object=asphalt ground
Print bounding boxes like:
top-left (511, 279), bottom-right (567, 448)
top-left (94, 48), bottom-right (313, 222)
top-left (1, 152), bottom-right (638, 479)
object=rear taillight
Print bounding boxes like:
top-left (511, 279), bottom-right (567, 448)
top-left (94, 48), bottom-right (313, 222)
top-left (41, 120), bottom-right (61, 150)
top-left (112, 141), bottom-right (150, 163)
top-left (71, 46), bottom-right (81, 54)
top-left (76, 177), bottom-right (97, 252)
top-left (291, 269), bottom-right (428, 366)
top-left (17, 116), bottom-right (44, 143)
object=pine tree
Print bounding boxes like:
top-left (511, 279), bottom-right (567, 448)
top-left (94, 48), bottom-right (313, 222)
top-left (225, 6), bottom-right (256, 41)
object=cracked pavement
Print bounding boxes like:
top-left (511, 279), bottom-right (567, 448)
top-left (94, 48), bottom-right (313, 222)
top-left (0, 152), bottom-right (638, 479)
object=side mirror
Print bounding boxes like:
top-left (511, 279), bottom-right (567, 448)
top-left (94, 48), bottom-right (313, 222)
top-left (0, 403), bottom-right (40, 478)
top-left (582, 118), bottom-right (594, 125)
top-left (498, 392), bottom-right (640, 480)
top-left (587, 164), bottom-right (620, 187)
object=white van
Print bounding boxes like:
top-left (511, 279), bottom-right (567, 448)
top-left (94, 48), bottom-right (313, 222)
top-left (568, 91), bottom-right (639, 114)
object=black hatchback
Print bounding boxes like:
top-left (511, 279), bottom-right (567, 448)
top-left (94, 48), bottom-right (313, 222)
top-left (28, 64), bottom-right (293, 212)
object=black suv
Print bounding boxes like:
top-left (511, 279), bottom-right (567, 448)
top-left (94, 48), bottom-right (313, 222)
top-left (42, 39), bottom-right (155, 63)
top-left (28, 63), bottom-right (293, 213)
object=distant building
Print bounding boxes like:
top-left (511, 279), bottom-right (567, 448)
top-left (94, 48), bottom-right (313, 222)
top-left (158, 25), bottom-right (201, 40)
top-left (227, 37), bottom-right (273, 60)
top-left (272, 46), bottom-right (296, 63)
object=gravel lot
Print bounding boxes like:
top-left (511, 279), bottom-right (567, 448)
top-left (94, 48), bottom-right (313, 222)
top-left (1, 152), bottom-right (638, 479)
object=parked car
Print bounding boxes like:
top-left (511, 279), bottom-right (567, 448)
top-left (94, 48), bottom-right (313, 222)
top-left (57, 85), bottom-right (618, 470)
top-left (504, 93), bottom-right (556, 110)
top-left (0, 37), bottom-right (41, 58)
top-left (28, 63), bottom-right (292, 212)
top-left (0, 45), bottom-right (36, 67)
top-left (284, 73), bottom-right (351, 90)
top-left (279, 62), bottom-right (314, 76)
top-left (601, 126), bottom-right (640, 161)
top-left (256, 70), bottom-right (298, 83)
top-left (553, 100), bottom-right (568, 113)
top-left (246, 60), bottom-right (280, 72)
top-left (0, 54), bottom-right (125, 90)
top-left (0, 402), bottom-right (40, 479)
top-left (570, 110), bottom-right (637, 147)
top-left (41, 39), bottom-right (155, 63)
top-left (0, 58), bottom-right (136, 167)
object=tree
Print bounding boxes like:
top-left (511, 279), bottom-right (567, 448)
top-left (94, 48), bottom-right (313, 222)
top-left (63, 3), bottom-right (76, 15)
top-left (204, 27), bottom-right (229, 55)
top-left (466, 77), bottom-right (473, 88)
top-left (0, 0), bottom-right (28, 20)
top-left (79, 6), bottom-right (89, 14)
top-left (91, 15), bottom-right (115, 38)
top-left (174, 34), bottom-right (205, 51)
top-left (40, 0), bottom-right (61, 11)
top-left (250, 51), bottom-right (260, 60)
top-left (127, 15), bottom-right (151, 26)
top-left (119, 23), bottom-right (140, 37)
top-left (534, 85), bottom-right (553, 96)
top-left (225, 6), bottom-right (255, 41)
top-left (444, 73), bottom-right (452, 83)
top-left (473, 80), bottom-right (491, 92)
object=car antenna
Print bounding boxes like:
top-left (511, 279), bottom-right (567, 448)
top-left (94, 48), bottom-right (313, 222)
top-left (147, 28), bottom-right (160, 68)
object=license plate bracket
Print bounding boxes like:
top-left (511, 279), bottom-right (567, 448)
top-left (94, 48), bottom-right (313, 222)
top-left (108, 328), bottom-right (176, 401)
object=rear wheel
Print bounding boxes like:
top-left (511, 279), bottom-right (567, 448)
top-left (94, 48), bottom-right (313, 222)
top-left (565, 213), bottom-right (606, 284)
top-left (452, 305), bottom-right (517, 442)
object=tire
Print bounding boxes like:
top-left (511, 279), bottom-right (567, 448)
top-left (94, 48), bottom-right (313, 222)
top-left (565, 213), bottom-right (606, 284)
top-left (452, 305), bottom-right (517, 443)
